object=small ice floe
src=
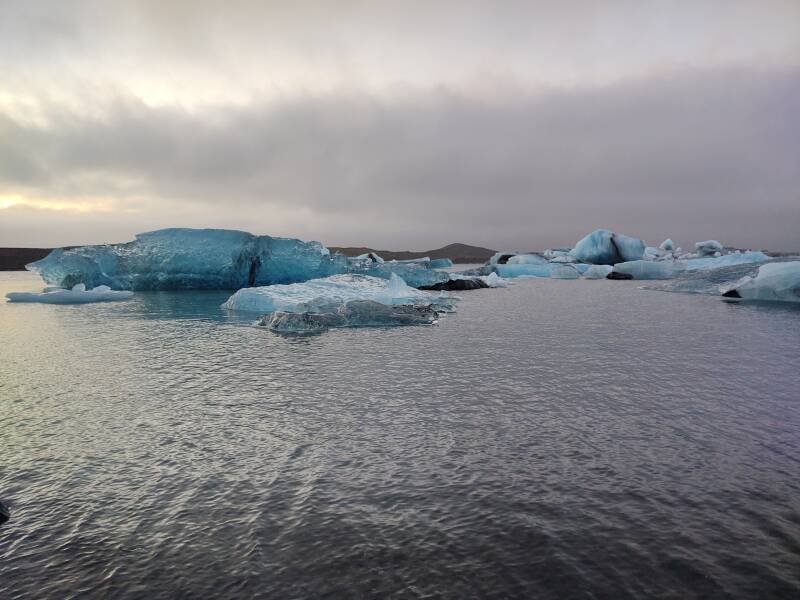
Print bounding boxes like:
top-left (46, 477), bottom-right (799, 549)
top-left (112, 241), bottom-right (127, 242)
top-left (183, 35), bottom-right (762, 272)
top-left (6, 283), bottom-right (134, 304)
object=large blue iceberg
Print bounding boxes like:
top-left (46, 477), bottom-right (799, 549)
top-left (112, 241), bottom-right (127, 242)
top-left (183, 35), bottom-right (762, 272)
top-left (27, 228), bottom-right (449, 290)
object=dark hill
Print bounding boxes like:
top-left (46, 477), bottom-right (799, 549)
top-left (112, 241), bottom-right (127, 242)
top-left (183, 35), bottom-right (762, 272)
top-left (0, 248), bottom-right (51, 271)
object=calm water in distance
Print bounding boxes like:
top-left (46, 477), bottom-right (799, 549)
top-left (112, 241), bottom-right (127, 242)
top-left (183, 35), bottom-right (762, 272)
top-left (1, 270), bottom-right (799, 599)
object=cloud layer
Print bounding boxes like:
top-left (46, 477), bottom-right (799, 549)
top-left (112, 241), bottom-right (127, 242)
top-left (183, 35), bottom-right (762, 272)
top-left (1, 1), bottom-right (799, 250)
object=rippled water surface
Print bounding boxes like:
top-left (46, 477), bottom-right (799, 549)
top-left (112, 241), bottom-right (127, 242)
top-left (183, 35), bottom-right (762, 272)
top-left (1, 271), bottom-right (799, 599)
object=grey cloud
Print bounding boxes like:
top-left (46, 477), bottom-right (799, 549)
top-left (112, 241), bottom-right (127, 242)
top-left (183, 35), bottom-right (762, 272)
top-left (1, 66), bottom-right (799, 250)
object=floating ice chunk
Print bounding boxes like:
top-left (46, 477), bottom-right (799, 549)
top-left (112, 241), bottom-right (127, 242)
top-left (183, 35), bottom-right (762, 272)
top-left (355, 252), bottom-right (384, 264)
top-left (488, 251), bottom-right (521, 265)
top-left (582, 265), bottom-right (614, 279)
top-left (683, 251), bottom-right (769, 271)
top-left (221, 273), bottom-right (454, 313)
top-left (551, 265), bottom-right (581, 279)
top-left (429, 258), bottom-right (454, 269)
top-left (569, 229), bottom-right (645, 264)
top-left (6, 284), bottom-right (134, 304)
top-left (643, 246), bottom-right (662, 260)
top-left (544, 249), bottom-right (571, 259)
top-left (612, 260), bottom-right (683, 280)
top-left (495, 263), bottom-right (555, 278)
top-left (483, 272), bottom-right (508, 288)
top-left (260, 300), bottom-right (440, 333)
top-left (506, 254), bottom-right (548, 265)
top-left (356, 261), bottom-right (449, 288)
top-left (659, 239), bottom-right (675, 251)
top-left (28, 228), bottom-right (347, 290)
top-left (695, 240), bottom-right (724, 257)
top-left (549, 255), bottom-right (577, 263)
top-left (722, 262), bottom-right (800, 303)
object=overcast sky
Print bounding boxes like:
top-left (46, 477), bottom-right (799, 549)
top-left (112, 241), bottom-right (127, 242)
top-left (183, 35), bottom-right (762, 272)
top-left (1, 1), bottom-right (799, 251)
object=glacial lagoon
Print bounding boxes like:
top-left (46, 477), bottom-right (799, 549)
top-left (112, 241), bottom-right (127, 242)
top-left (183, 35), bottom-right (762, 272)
top-left (1, 270), bottom-right (799, 598)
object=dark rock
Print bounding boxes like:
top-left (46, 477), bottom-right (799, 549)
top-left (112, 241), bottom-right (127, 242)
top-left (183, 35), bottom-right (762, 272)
top-left (0, 501), bottom-right (9, 525)
top-left (606, 271), bottom-right (634, 280)
top-left (722, 288), bottom-right (742, 298)
top-left (419, 278), bottom-right (489, 291)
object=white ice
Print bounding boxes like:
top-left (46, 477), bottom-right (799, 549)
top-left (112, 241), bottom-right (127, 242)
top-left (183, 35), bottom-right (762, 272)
top-left (221, 273), bottom-right (454, 313)
top-left (695, 240), bottom-right (724, 257)
top-left (582, 265), bottom-right (614, 279)
top-left (723, 262), bottom-right (800, 303)
top-left (6, 283), bottom-right (134, 304)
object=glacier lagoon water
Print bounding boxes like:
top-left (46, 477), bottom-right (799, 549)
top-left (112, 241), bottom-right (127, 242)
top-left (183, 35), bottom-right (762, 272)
top-left (1, 270), bottom-right (799, 599)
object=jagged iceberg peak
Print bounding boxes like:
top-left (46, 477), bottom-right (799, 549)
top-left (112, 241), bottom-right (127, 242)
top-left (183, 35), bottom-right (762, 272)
top-left (26, 227), bottom-right (450, 291)
top-left (569, 229), bottom-right (646, 265)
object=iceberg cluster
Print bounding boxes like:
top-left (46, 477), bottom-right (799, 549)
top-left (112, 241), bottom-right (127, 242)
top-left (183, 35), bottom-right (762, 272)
top-left (476, 228), bottom-right (779, 290)
top-left (6, 283), bottom-right (134, 304)
top-left (27, 228), bottom-right (451, 291)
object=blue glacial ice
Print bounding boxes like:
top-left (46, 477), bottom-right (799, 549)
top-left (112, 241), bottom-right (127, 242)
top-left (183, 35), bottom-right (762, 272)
top-left (695, 240), bottom-right (724, 257)
top-left (27, 228), bottom-right (450, 291)
top-left (721, 262), bottom-right (800, 303)
top-left (582, 265), bottom-right (614, 279)
top-left (429, 258), bottom-right (454, 269)
top-left (6, 283), bottom-right (134, 304)
top-left (506, 254), bottom-right (549, 265)
top-left (221, 273), bottom-right (456, 314)
top-left (682, 251), bottom-right (769, 271)
top-left (612, 260), bottom-right (682, 280)
top-left (551, 265), bottom-right (582, 279)
top-left (569, 229), bottom-right (646, 265)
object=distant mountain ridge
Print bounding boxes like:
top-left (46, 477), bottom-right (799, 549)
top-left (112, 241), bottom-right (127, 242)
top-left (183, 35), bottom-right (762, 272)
top-left (0, 248), bottom-right (51, 271)
top-left (328, 242), bottom-right (496, 264)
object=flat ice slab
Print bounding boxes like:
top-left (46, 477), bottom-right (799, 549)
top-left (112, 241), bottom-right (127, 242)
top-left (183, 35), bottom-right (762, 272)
top-left (221, 274), bottom-right (455, 314)
top-left (6, 284), bottom-right (134, 304)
